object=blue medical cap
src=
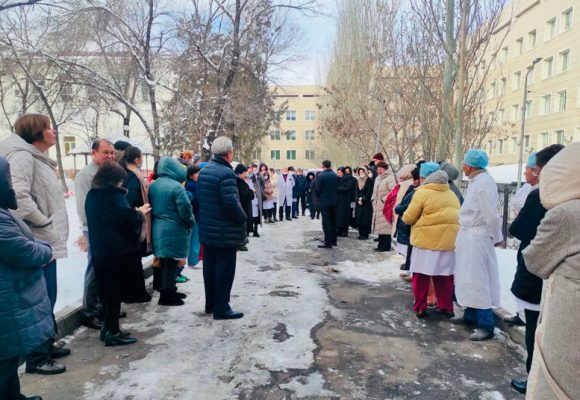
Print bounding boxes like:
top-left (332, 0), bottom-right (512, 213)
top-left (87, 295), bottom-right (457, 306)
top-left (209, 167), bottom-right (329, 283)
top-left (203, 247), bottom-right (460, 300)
top-left (527, 152), bottom-right (537, 168)
top-left (420, 162), bottom-right (440, 178)
top-left (463, 149), bottom-right (489, 169)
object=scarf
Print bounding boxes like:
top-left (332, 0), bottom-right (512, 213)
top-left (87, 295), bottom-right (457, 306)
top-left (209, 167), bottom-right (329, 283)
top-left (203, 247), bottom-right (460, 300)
top-left (126, 163), bottom-right (152, 252)
top-left (383, 183), bottom-right (400, 224)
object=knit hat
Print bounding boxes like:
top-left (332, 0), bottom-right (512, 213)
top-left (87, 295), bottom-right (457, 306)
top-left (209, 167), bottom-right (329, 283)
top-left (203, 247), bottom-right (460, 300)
top-left (234, 163), bottom-right (248, 175)
top-left (439, 161), bottom-right (460, 181)
top-left (114, 140), bottom-right (131, 151)
top-left (420, 162), bottom-right (440, 178)
top-left (193, 154), bottom-right (201, 164)
top-left (463, 149), bottom-right (489, 169)
top-left (527, 152), bottom-right (537, 168)
top-left (372, 152), bottom-right (384, 161)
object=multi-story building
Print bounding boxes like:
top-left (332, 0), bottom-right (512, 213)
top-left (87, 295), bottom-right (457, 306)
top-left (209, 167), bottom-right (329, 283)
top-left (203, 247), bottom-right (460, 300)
top-left (484, 0), bottom-right (579, 165)
top-left (256, 85), bottom-right (326, 169)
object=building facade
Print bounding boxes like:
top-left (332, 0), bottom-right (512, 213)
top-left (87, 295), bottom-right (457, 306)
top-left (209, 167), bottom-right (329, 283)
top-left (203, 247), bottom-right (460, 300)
top-left (256, 85), bottom-right (326, 169)
top-left (485, 0), bottom-right (579, 165)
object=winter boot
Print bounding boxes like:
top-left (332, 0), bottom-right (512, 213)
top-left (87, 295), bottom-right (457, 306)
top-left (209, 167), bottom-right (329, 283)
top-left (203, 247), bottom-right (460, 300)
top-left (158, 291), bottom-right (185, 306)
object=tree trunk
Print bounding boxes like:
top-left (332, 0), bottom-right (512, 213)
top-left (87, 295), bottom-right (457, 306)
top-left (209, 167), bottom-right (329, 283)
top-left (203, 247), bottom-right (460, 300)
top-left (453, 0), bottom-right (468, 177)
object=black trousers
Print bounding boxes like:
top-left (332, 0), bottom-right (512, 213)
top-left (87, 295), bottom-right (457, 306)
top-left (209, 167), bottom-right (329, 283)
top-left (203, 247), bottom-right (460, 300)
top-left (377, 234), bottom-right (392, 251)
top-left (102, 299), bottom-right (121, 334)
top-left (299, 194), bottom-right (307, 214)
top-left (525, 308), bottom-right (540, 373)
top-left (358, 224), bottom-right (371, 238)
top-left (252, 217), bottom-right (260, 234)
top-left (0, 356), bottom-right (20, 400)
top-left (279, 202), bottom-right (291, 220)
top-left (403, 244), bottom-right (413, 270)
top-left (159, 258), bottom-right (179, 294)
top-left (203, 246), bottom-right (237, 315)
top-left (25, 337), bottom-right (53, 370)
top-left (320, 206), bottom-right (337, 246)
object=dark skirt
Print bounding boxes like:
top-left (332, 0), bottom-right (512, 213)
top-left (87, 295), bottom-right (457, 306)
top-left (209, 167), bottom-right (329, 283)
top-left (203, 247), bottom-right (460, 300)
top-left (93, 251), bottom-right (150, 303)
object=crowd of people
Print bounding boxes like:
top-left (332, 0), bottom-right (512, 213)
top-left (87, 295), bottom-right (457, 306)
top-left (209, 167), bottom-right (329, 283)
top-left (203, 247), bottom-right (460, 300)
top-left (0, 113), bottom-right (578, 400)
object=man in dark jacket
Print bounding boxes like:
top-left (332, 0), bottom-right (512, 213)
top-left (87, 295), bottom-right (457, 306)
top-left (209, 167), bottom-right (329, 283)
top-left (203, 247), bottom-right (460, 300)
top-left (295, 168), bottom-right (308, 216)
top-left (508, 144), bottom-right (564, 395)
top-left (198, 137), bottom-right (247, 320)
top-left (315, 160), bottom-right (339, 248)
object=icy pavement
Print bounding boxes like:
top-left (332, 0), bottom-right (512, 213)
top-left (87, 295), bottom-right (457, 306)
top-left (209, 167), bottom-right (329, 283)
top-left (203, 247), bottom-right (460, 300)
top-left (22, 216), bottom-right (526, 400)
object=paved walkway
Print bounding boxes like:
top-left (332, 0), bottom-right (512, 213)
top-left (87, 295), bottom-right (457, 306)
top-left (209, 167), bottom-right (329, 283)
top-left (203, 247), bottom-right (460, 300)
top-left (21, 217), bottom-right (526, 400)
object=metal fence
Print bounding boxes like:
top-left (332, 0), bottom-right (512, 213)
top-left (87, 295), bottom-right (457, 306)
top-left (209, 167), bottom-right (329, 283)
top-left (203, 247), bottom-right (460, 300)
top-left (460, 181), bottom-right (519, 249)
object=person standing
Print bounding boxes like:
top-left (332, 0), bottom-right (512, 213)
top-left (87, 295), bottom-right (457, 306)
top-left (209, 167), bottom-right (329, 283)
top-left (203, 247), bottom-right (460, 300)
top-left (149, 157), bottom-right (194, 306)
top-left (438, 161), bottom-right (464, 204)
top-left (371, 160), bottom-right (396, 252)
top-left (402, 163), bottom-right (460, 319)
top-left (508, 145), bottom-right (564, 395)
top-left (305, 171), bottom-right (317, 219)
top-left (395, 166), bottom-right (421, 273)
top-left (119, 146), bottom-right (152, 302)
top-left (185, 165), bottom-right (201, 269)
top-left (521, 142), bottom-right (580, 400)
top-left (235, 164), bottom-right (254, 245)
top-left (249, 164), bottom-right (264, 225)
top-left (85, 162), bottom-right (150, 346)
top-left (315, 160), bottom-right (338, 249)
top-left (278, 167), bottom-right (294, 221)
top-left (288, 166), bottom-right (299, 218)
top-left (354, 166), bottom-right (373, 240)
top-left (0, 156), bottom-right (54, 400)
top-left (261, 170), bottom-right (275, 223)
top-left (295, 168), bottom-right (308, 216)
top-left (75, 138), bottom-right (116, 329)
top-left (198, 137), bottom-right (247, 319)
top-left (0, 114), bottom-right (70, 375)
top-left (269, 167), bottom-right (279, 221)
top-left (451, 149), bottom-right (503, 341)
top-left (336, 167), bottom-right (356, 237)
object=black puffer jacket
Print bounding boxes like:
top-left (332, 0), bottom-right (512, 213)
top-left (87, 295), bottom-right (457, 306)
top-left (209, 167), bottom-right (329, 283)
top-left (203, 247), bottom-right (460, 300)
top-left (198, 156), bottom-right (247, 248)
top-left (509, 188), bottom-right (545, 304)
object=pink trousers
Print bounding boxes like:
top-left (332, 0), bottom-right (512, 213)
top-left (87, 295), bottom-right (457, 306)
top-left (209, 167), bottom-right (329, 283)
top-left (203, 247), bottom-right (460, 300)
top-left (412, 273), bottom-right (454, 313)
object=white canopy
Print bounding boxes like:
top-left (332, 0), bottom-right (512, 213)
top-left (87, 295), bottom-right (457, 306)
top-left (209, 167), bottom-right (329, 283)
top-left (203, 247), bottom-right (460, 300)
top-left (69, 135), bottom-right (154, 155)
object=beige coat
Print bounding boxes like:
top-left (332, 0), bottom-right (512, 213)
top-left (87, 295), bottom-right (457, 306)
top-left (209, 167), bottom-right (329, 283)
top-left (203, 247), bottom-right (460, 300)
top-left (270, 172), bottom-right (279, 201)
top-left (0, 134), bottom-right (69, 259)
top-left (523, 142), bottom-right (580, 400)
top-left (371, 170), bottom-right (396, 235)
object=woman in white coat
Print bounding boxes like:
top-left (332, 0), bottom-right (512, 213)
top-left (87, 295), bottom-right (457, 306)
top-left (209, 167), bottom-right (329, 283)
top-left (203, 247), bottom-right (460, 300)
top-left (277, 167), bottom-right (294, 221)
top-left (451, 149), bottom-right (503, 341)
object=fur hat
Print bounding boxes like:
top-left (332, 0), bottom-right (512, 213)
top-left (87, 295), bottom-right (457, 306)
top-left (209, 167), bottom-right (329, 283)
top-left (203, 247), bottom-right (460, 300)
top-left (372, 152), bottom-right (384, 161)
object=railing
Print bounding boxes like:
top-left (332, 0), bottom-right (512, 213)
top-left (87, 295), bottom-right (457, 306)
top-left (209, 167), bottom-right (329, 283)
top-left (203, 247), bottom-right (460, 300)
top-left (460, 181), bottom-right (519, 249)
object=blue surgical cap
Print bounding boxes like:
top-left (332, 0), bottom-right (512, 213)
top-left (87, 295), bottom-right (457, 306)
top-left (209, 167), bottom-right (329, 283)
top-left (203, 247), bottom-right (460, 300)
top-left (463, 149), bottom-right (489, 169)
top-left (527, 152), bottom-right (537, 168)
top-left (420, 162), bottom-right (440, 178)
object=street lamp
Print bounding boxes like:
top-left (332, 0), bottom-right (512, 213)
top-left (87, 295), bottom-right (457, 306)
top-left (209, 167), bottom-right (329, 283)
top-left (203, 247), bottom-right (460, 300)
top-left (123, 117), bottom-right (130, 138)
top-left (517, 57), bottom-right (542, 189)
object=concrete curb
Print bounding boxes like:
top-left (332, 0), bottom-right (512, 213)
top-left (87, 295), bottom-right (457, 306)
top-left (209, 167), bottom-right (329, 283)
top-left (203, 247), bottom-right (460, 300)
top-left (55, 260), bottom-right (154, 340)
top-left (494, 306), bottom-right (525, 346)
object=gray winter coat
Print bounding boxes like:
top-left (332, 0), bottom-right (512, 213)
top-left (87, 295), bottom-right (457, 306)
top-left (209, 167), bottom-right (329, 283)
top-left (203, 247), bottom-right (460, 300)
top-left (0, 156), bottom-right (54, 359)
top-left (0, 134), bottom-right (69, 259)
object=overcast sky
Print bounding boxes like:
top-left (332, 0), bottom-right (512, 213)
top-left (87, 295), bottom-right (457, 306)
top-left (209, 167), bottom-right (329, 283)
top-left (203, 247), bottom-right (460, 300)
top-left (271, 1), bottom-right (337, 86)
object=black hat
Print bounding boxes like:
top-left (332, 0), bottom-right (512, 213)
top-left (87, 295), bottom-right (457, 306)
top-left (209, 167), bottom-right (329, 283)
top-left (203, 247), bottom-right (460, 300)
top-left (234, 163), bottom-right (248, 175)
top-left (114, 140), bottom-right (131, 151)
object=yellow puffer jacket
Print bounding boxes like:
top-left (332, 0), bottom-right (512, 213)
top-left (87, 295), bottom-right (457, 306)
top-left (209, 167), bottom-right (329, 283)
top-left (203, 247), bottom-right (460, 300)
top-left (402, 170), bottom-right (460, 251)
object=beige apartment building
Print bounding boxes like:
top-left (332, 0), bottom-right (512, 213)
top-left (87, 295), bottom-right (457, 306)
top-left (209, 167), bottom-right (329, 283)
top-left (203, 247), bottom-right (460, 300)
top-left (485, 0), bottom-right (580, 165)
top-left (255, 85), bottom-right (326, 170)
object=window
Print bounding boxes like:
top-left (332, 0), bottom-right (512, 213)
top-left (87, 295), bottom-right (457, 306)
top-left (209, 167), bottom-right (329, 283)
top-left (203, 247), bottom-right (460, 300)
top-left (251, 149), bottom-right (262, 161)
top-left (556, 130), bottom-right (565, 144)
top-left (500, 47), bottom-right (508, 64)
top-left (500, 77), bottom-right (507, 94)
top-left (513, 71), bottom-right (522, 90)
top-left (528, 30), bottom-right (537, 49)
top-left (304, 130), bottom-right (315, 140)
top-left (525, 100), bottom-right (533, 119)
top-left (305, 150), bottom-right (315, 160)
top-left (524, 135), bottom-right (531, 149)
top-left (286, 150), bottom-right (296, 160)
top-left (285, 130), bottom-right (296, 140)
top-left (557, 90), bottom-right (567, 111)
top-left (498, 108), bottom-right (505, 124)
top-left (304, 110), bottom-right (315, 121)
top-left (546, 17), bottom-right (557, 40)
top-left (540, 132), bottom-right (550, 147)
top-left (61, 84), bottom-right (73, 101)
top-left (270, 130), bottom-right (281, 140)
top-left (498, 139), bottom-right (504, 155)
top-left (510, 137), bottom-right (517, 153)
top-left (64, 136), bottom-right (76, 156)
top-left (487, 140), bottom-right (493, 155)
top-left (528, 67), bottom-right (535, 84)
top-left (541, 94), bottom-right (552, 115)
top-left (515, 37), bottom-right (524, 56)
top-left (559, 49), bottom-right (570, 72)
top-left (270, 150), bottom-right (280, 160)
top-left (543, 57), bottom-right (554, 78)
top-left (285, 110), bottom-right (296, 121)
top-left (511, 104), bottom-right (519, 122)
top-left (563, 8), bottom-right (573, 31)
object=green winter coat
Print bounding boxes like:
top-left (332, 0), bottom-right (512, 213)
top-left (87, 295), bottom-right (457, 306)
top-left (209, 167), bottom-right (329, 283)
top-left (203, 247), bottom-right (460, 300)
top-left (149, 157), bottom-right (194, 259)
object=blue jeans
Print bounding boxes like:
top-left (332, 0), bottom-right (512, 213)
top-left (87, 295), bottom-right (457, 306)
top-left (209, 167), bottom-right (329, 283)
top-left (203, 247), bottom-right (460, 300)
top-left (291, 200), bottom-right (298, 217)
top-left (188, 224), bottom-right (200, 266)
top-left (464, 307), bottom-right (495, 334)
top-left (82, 231), bottom-right (101, 319)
